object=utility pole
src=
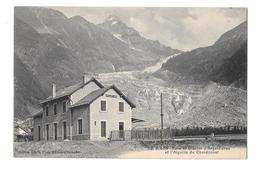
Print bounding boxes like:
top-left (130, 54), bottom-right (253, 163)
top-left (160, 93), bottom-right (164, 141)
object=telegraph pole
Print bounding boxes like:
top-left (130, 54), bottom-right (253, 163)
top-left (160, 93), bottom-right (164, 141)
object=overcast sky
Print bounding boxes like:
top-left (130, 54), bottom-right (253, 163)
top-left (52, 7), bottom-right (247, 51)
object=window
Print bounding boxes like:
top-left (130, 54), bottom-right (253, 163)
top-left (54, 103), bottom-right (57, 115)
top-left (46, 124), bottom-right (49, 140)
top-left (119, 102), bottom-right (124, 112)
top-left (38, 126), bottom-right (41, 141)
top-left (78, 119), bottom-right (82, 135)
top-left (31, 128), bottom-right (34, 140)
top-left (53, 123), bottom-right (58, 140)
top-left (100, 100), bottom-right (106, 111)
top-left (63, 101), bottom-right (67, 113)
top-left (45, 106), bottom-right (49, 116)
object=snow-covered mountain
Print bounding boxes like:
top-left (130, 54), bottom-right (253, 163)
top-left (99, 15), bottom-right (181, 59)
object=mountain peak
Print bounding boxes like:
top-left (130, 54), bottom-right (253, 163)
top-left (101, 15), bottom-right (140, 37)
top-left (100, 14), bottom-right (180, 56)
top-left (215, 20), bottom-right (247, 44)
top-left (104, 15), bottom-right (122, 26)
top-left (105, 15), bottom-right (121, 21)
top-left (70, 15), bottom-right (92, 25)
top-left (71, 15), bottom-right (86, 21)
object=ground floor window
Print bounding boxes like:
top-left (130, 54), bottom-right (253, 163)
top-left (78, 119), bottom-right (82, 135)
top-left (31, 128), bottom-right (34, 140)
top-left (54, 123), bottom-right (58, 140)
top-left (46, 124), bottom-right (49, 140)
top-left (38, 126), bottom-right (41, 141)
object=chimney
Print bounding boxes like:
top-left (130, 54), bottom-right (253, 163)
top-left (83, 73), bottom-right (88, 84)
top-left (52, 83), bottom-right (56, 98)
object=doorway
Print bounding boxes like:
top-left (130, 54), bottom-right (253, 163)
top-left (119, 122), bottom-right (124, 139)
top-left (101, 121), bottom-right (106, 137)
top-left (63, 121), bottom-right (67, 140)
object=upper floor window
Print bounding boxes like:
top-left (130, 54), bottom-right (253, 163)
top-left (54, 103), bottom-right (57, 115)
top-left (45, 106), bottom-right (49, 116)
top-left (63, 101), bottom-right (67, 113)
top-left (100, 100), bottom-right (106, 112)
top-left (119, 102), bottom-right (124, 112)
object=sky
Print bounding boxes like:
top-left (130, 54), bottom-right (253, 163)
top-left (52, 7), bottom-right (247, 51)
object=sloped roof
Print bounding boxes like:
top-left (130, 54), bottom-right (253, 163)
top-left (71, 85), bottom-right (136, 108)
top-left (131, 118), bottom-right (145, 123)
top-left (14, 124), bottom-right (31, 134)
top-left (40, 77), bottom-right (104, 104)
top-left (32, 109), bottom-right (43, 118)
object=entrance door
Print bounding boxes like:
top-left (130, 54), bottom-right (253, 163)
top-left (38, 126), bottom-right (41, 141)
top-left (119, 122), bottom-right (124, 139)
top-left (54, 123), bottom-right (58, 140)
top-left (46, 124), bottom-right (49, 140)
top-left (101, 121), bottom-right (106, 137)
top-left (63, 122), bottom-right (67, 140)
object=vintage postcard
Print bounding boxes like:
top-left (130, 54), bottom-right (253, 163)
top-left (13, 7), bottom-right (247, 159)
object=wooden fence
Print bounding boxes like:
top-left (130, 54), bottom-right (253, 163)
top-left (131, 129), bottom-right (179, 140)
top-left (110, 126), bottom-right (246, 141)
top-left (111, 129), bottom-right (184, 141)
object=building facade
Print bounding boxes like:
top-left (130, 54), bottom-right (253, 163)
top-left (33, 75), bottom-right (136, 141)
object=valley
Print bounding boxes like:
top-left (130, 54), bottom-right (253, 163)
top-left (14, 7), bottom-right (247, 130)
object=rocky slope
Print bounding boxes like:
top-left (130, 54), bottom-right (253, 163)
top-left (210, 42), bottom-right (247, 89)
top-left (161, 21), bottom-right (247, 89)
top-left (14, 56), bottom-right (46, 120)
top-left (96, 70), bottom-right (192, 129)
top-left (96, 64), bottom-right (246, 128)
top-left (179, 82), bottom-right (247, 127)
top-left (153, 21), bottom-right (247, 127)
